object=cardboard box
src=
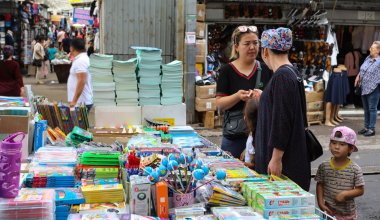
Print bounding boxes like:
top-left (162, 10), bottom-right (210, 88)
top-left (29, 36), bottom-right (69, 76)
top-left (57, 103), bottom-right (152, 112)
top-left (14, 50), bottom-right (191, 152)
top-left (313, 81), bottom-right (324, 92)
top-left (0, 115), bottom-right (30, 160)
top-left (195, 97), bottom-right (217, 112)
top-left (255, 191), bottom-right (315, 209)
top-left (256, 205), bottom-right (315, 219)
top-left (306, 101), bottom-right (324, 112)
top-left (196, 55), bottom-right (205, 63)
top-left (196, 22), bottom-right (206, 39)
top-left (95, 106), bottom-right (142, 128)
top-left (196, 39), bottom-right (206, 56)
top-left (196, 85), bottom-right (217, 99)
top-left (196, 4), bottom-right (206, 21)
top-left (307, 111), bottom-right (324, 122)
top-left (305, 91), bottom-right (324, 103)
top-left (142, 104), bottom-right (186, 126)
top-left (129, 176), bottom-right (151, 216)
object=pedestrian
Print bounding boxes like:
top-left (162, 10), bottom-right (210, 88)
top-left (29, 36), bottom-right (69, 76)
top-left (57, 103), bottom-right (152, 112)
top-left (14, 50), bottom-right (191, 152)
top-left (47, 43), bottom-right (58, 72)
top-left (42, 36), bottom-right (50, 75)
top-left (315, 126), bottom-right (364, 220)
top-left (87, 40), bottom-right (94, 57)
top-left (62, 32), bottom-right (71, 54)
top-left (68, 38), bottom-right (93, 113)
top-left (355, 41), bottom-right (380, 137)
top-left (255, 27), bottom-right (310, 191)
top-left (216, 25), bottom-right (272, 159)
top-left (57, 28), bottom-right (65, 48)
top-left (0, 45), bottom-right (25, 97)
top-left (5, 30), bottom-right (14, 47)
top-left (240, 97), bottom-right (261, 169)
top-left (344, 44), bottom-right (362, 108)
top-left (33, 35), bottom-right (47, 83)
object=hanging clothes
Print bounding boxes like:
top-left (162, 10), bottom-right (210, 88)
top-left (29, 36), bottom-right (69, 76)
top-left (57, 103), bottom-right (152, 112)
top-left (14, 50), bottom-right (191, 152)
top-left (352, 26), bottom-right (364, 50)
top-left (361, 26), bottom-right (375, 53)
top-left (326, 27), bottom-right (339, 66)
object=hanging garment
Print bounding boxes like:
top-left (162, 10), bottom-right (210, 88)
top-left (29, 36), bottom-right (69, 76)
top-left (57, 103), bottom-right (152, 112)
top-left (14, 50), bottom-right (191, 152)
top-left (361, 26), bottom-right (375, 53)
top-left (326, 27), bottom-right (339, 66)
top-left (352, 26), bottom-right (364, 50)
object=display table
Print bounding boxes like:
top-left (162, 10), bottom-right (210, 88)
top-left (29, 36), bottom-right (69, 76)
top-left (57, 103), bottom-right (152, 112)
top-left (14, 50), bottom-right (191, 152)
top-left (54, 64), bottom-right (71, 83)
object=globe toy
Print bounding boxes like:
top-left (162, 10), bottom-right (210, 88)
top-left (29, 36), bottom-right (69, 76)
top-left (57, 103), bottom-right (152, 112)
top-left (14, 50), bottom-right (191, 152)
top-left (148, 171), bottom-right (160, 183)
top-left (200, 166), bottom-right (209, 176)
top-left (157, 165), bottom-right (168, 177)
top-left (168, 160), bottom-right (179, 171)
top-left (193, 169), bottom-right (205, 180)
top-left (216, 169), bottom-right (226, 180)
top-left (144, 167), bottom-right (154, 176)
top-left (161, 157), bottom-right (169, 167)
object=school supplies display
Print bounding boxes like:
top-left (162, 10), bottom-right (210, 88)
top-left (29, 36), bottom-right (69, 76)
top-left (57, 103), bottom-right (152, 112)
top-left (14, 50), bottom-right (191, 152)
top-left (36, 102), bottom-right (89, 135)
top-left (81, 184), bottom-right (124, 203)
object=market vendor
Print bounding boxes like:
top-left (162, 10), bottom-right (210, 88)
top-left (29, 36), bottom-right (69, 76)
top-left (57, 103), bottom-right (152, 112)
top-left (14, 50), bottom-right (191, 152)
top-left (216, 26), bottom-right (272, 159)
top-left (255, 27), bottom-right (311, 191)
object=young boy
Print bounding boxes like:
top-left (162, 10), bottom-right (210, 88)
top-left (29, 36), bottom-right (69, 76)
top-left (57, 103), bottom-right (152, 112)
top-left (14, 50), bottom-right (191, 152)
top-left (315, 126), bottom-right (364, 220)
top-left (47, 43), bottom-right (57, 73)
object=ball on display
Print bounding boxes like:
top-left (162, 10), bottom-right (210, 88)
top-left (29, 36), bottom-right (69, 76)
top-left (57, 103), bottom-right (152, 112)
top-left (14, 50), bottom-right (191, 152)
top-left (186, 155), bottom-right (193, 164)
top-left (169, 154), bottom-right (178, 162)
top-left (200, 166), bottom-right (209, 176)
top-left (161, 157), bottom-right (169, 167)
top-left (157, 165), bottom-right (168, 177)
top-left (190, 159), bottom-right (202, 171)
top-left (144, 167), bottom-right (154, 176)
top-left (216, 169), bottom-right (226, 180)
top-left (148, 171), bottom-right (160, 183)
top-left (193, 169), bottom-right (205, 180)
top-left (168, 160), bottom-right (179, 171)
top-left (179, 154), bottom-right (186, 164)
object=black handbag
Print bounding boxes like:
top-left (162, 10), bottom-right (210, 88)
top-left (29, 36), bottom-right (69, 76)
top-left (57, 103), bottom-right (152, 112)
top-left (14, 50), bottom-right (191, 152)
top-left (32, 59), bottom-right (42, 67)
top-left (223, 61), bottom-right (262, 139)
top-left (286, 65), bottom-right (323, 162)
top-left (354, 85), bottom-right (361, 96)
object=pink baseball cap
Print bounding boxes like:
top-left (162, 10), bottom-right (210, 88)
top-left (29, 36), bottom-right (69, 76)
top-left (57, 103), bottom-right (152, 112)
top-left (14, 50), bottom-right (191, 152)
top-left (330, 126), bottom-right (358, 152)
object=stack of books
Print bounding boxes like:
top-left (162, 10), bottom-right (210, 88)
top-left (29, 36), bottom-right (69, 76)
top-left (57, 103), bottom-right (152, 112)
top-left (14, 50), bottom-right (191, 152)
top-left (70, 202), bottom-right (127, 215)
top-left (55, 188), bottom-right (85, 220)
top-left (80, 184), bottom-right (124, 203)
top-left (79, 152), bottom-right (121, 166)
top-left (135, 47), bottom-right (162, 106)
top-left (90, 54), bottom-right (116, 106)
top-left (161, 60), bottom-right (184, 105)
top-left (113, 59), bottom-right (139, 106)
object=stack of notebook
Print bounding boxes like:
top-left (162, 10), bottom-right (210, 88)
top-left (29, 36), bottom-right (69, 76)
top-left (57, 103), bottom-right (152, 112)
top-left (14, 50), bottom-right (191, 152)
top-left (80, 184), bottom-right (124, 203)
top-left (79, 152), bottom-right (121, 166)
top-left (161, 60), bottom-right (184, 105)
top-left (113, 59), bottom-right (139, 106)
top-left (135, 47), bottom-right (162, 106)
top-left (55, 188), bottom-right (85, 220)
top-left (90, 54), bottom-right (116, 106)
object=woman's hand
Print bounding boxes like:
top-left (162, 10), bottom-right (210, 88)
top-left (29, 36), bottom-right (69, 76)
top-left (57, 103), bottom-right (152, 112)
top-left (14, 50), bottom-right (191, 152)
top-left (235, 90), bottom-right (250, 101)
top-left (253, 89), bottom-right (263, 99)
top-left (354, 74), bottom-right (360, 87)
top-left (267, 157), bottom-right (282, 177)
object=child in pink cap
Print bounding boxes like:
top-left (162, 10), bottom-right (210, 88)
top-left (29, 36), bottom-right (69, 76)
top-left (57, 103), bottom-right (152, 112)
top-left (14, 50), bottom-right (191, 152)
top-left (315, 126), bottom-right (364, 220)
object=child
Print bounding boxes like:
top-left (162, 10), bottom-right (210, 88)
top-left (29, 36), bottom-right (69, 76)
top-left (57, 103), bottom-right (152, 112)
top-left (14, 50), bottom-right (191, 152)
top-left (240, 97), bottom-right (260, 169)
top-left (315, 126), bottom-right (364, 220)
top-left (47, 44), bottom-right (57, 73)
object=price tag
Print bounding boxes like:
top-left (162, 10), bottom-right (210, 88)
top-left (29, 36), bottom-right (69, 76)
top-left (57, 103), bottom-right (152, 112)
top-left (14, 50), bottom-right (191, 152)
top-left (208, 88), bottom-right (215, 95)
top-left (206, 102), bottom-right (212, 109)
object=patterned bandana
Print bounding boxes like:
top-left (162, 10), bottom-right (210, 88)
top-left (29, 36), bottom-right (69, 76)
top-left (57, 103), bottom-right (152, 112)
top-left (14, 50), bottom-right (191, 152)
top-left (330, 126), bottom-right (358, 152)
top-left (260, 27), bottom-right (292, 51)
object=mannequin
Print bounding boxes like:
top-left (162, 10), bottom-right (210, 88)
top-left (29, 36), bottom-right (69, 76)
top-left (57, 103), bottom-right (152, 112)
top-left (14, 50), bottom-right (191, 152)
top-left (325, 67), bottom-right (342, 126)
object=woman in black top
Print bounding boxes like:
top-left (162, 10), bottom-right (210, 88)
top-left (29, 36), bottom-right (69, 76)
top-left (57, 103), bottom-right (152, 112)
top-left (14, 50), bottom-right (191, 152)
top-left (216, 26), bottom-right (272, 158)
top-left (255, 28), bottom-right (311, 190)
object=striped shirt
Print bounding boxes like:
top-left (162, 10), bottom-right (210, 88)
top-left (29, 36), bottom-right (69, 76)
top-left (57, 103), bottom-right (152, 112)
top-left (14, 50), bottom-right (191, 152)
top-left (315, 159), bottom-right (364, 216)
top-left (360, 56), bottom-right (380, 95)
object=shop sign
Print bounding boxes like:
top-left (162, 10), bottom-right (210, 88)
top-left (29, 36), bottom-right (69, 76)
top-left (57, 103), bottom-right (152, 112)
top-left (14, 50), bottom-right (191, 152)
top-left (72, 8), bottom-right (93, 25)
top-left (358, 11), bottom-right (375, 20)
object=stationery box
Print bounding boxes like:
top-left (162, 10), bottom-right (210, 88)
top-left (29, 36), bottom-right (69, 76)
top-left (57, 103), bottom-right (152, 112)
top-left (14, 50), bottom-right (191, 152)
top-left (0, 115), bottom-right (30, 160)
top-left (255, 191), bottom-right (315, 209)
top-left (196, 85), bottom-right (217, 99)
top-left (196, 4), bottom-right (206, 21)
top-left (151, 181), bottom-right (169, 218)
top-left (196, 22), bottom-right (206, 39)
top-left (195, 97), bottom-right (217, 112)
top-left (129, 175), bottom-right (151, 216)
top-left (255, 205), bottom-right (315, 219)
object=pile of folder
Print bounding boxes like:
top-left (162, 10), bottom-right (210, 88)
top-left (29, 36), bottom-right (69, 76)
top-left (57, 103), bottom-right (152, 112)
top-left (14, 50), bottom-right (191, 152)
top-left (135, 48), bottom-right (162, 106)
top-left (161, 60), bottom-right (184, 105)
top-left (113, 59), bottom-right (139, 106)
top-left (90, 54), bottom-right (116, 106)
top-left (81, 184), bottom-right (124, 203)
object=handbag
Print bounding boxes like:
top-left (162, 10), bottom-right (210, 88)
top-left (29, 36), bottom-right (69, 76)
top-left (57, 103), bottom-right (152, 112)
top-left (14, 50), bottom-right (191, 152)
top-left (223, 61), bottom-right (262, 139)
top-left (286, 65), bottom-right (323, 162)
top-left (32, 59), bottom-right (42, 67)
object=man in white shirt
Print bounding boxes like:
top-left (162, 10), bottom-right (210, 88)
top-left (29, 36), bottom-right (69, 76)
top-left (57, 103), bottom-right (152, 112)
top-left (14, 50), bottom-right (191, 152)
top-left (68, 38), bottom-right (93, 112)
top-left (57, 28), bottom-right (66, 48)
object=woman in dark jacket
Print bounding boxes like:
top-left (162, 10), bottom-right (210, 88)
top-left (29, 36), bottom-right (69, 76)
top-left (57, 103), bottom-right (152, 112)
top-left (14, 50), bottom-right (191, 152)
top-left (0, 45), bottom-right (25, 97)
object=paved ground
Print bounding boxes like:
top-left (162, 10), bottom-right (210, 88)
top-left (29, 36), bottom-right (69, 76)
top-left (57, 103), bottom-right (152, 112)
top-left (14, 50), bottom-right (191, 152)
top-left (25, 72), bottom-right (380, 219)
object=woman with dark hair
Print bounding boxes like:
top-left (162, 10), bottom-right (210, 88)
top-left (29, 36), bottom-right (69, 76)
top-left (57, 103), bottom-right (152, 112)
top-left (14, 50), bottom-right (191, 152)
top-left (68, 38), bottom-right (93, 112)
top-left (255, 28), bottom-right (310, 191)
top-left (216, 26), bottom-right (272, 159)
top-left (0, 45), bottom-right (25, 96)
top-left (345, 43), bottom-right (362, 107)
